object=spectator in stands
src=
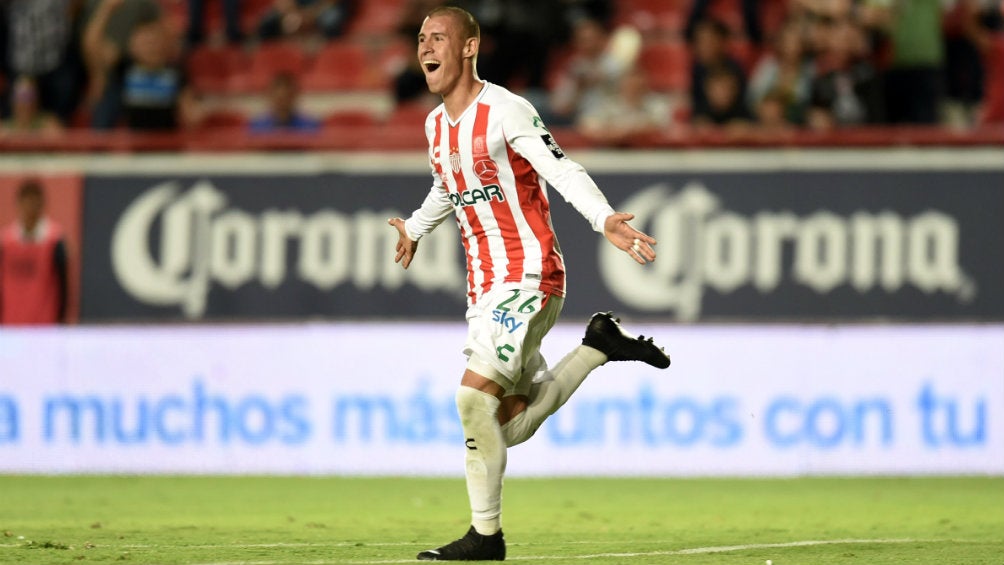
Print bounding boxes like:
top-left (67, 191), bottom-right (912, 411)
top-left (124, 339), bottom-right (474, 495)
top-left (0, 178), bottom-right (68, 325)
top-left (462, 0), bottom-right (564, 93)
top-left (559, 0), bottom-right (614, 29)
top-left (2, 0), bottom-right (85, 124)
top-left (747, 19), bottom-right (813, 126)
top-left (787, 0), bottom-right (859, 60)
top-left (186, 0), bottom-right (244, 47)
top-left (689, 18), bottom-right (747, 125)
top-left (692, 63), bottom-right (753, 131)
top-left (686, 0), bottom-right (762, 46)
top-left (860, 0), bottom-right (945, 124)
top-left (577, 66), bottom-right (669, 145)
top-left (81, 0), bottom-right (162, 128)
top-left (257, 0), bottom-right (356, 41)
top-left (1, 75), bottom-right (64, 135)
top-left (249, 72), bottom-right (320, 132)
top-left (943, 0), bottom-right (1002, 126)
top-left (122, 20), bottom-right (199, 130)
top-left (807, 15), bottom-right (883, 129)
top-left (753, 88), bottom-right (796, 137)
top-left (549, 17), bottom-right (631, 125)
top-left (85, 15), bottom-right (199, 131)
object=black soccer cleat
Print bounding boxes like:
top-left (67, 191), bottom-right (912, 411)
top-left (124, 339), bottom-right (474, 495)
top-left (416, 525), bottom-right (506, 561)
top-left (582, 311), bottom-right (671, 369)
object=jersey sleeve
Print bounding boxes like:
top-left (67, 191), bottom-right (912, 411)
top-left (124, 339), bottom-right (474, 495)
top-left (404, 115), bottom-right (454, 241)
top-left (403, 175), bottom-right (453, 242)
top-left (502, 98), bottom-right (615, 233)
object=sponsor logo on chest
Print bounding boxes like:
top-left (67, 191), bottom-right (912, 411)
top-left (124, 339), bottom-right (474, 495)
top-left (449, 184), bottom-right (505, 208)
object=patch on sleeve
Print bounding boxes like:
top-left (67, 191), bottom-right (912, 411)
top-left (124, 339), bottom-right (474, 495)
top-left (541, 133), bottom-right (565, 159)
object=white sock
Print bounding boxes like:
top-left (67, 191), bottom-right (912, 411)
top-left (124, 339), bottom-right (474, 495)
top-left (502, 345), bottom-right (606, 447)
top-left (455, 386), bottom-right (506, 535)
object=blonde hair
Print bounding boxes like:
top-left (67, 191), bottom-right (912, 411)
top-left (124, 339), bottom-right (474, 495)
top-left (427, 6), bottom-right (480, 41)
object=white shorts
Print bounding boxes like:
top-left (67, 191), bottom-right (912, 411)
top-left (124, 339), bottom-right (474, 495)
top-left (463, 283), bottom-right (564, 396)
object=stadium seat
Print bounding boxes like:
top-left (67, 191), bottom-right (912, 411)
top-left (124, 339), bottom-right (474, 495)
top-left (301, 41), bottom-right (377, 91)
top-left (187, 45), bottom-right (246, 93)
top-left (638, 41), bottom-right (691, 92)
top-left (158, 0), bottom-right (187, 35)
top-left (729, 38), bottom-right (760, 72)
top-left (240, 0), bottom-right (275, 32)
top-left (323, 110), bottom-right (378, 127)
top-left (376, 37), bottom-right (413, 78)
top-left (980, 34), bottom-right (1004, 124)
top-left (231, 42), bottom-right (309, 92)
top-left (386, 103), bottom-right (434, 128)
top-left (199, 109), bottom-right (248, 129)
top-left (706, 0), bottom-right (745, 36)
top-left (347, 0), bottom-right (409, 36)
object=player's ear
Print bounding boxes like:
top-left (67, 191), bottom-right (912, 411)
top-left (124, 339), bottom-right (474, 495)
top-left (463, 37), bottom-right (479, 59)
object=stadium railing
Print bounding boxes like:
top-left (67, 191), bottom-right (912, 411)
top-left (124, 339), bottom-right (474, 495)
top-left (1, 125), bottom-right (1002, 153)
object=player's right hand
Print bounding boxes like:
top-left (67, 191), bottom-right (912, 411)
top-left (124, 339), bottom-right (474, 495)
top-left (388, 217), bottom-right (418, 269)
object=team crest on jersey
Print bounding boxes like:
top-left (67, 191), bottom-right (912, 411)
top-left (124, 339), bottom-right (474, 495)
top-left (473, 159), bottom-right (499, 181)
top-left (473, 135), bottom-right (487, 155)
top-left (449, 147), bottom-right (461, 173)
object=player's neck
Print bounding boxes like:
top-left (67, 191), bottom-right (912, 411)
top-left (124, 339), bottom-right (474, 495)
top-left (442, 75), bottom-right (485, 122)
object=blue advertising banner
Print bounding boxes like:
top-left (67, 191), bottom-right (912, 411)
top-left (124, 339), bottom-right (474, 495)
top-left (1, 323), bottom-right (1001, 475)
top-left (80, 169), bottom-right (1004, 321)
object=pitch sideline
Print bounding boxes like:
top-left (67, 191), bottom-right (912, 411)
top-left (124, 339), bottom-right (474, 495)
top-left (154, 537), bottom-right (960, 565)
top-left (0, 537), bottom-right (980, 564)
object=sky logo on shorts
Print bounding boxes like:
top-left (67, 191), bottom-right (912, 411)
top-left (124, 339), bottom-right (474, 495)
top-left (492, 309), bottom-right (524, 334)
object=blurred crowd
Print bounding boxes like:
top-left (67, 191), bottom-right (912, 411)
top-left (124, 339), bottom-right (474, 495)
top-left (0, 0), bottom-right (1001, 142)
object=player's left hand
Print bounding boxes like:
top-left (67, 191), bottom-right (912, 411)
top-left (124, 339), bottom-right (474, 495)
top-left (388, 217), bottom-right (418, 269)
top-left (603, 212), bottom-right (656, 264)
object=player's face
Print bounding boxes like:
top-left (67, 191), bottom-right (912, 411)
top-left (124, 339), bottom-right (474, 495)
top-left (417, 15), bottom-right (470, 96)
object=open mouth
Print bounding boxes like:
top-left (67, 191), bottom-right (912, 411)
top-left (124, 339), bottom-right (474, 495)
top-left (423, 61), bottom-right (441, 73)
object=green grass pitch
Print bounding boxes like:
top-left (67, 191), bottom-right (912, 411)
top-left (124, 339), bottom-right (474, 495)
top-left (1, 476), bottom-right (1002, 564)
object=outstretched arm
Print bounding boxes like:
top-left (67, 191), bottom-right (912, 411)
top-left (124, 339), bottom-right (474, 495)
top-left (604, 212), bottom-right (657, 265)
top-left (504, 101), bottom-right (657, 264)
top-left (388, 177), bottom-right (453, 269)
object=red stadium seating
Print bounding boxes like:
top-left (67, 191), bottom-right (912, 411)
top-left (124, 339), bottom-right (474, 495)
top-left (347, 0), bottom-right (409, 36)
top-left (158, 0), bottom-right (273, 39)
top-left (187, 45), bottom-right (247, 93)
top-left (638, 41), bottom-right (691, 91)
top-left (386, 103), bottom-right (434, 128)
top-left (324, 109), bottom-right (378, 127)
top-left (231, 42), bottom-right (309, 92)
top-left (301, 41), bottom-right (379, 91)
top-left (980, 34), bottom-right (1004, 124)
top-left (199, 109), bottom-right (248, 129)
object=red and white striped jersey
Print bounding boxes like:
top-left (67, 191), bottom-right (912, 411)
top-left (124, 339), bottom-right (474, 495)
top-left (404, 82), bottom-right (614, 305)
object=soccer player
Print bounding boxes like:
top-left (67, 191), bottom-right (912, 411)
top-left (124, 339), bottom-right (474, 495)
top-left (387, 6), bottom-right (671, 561)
